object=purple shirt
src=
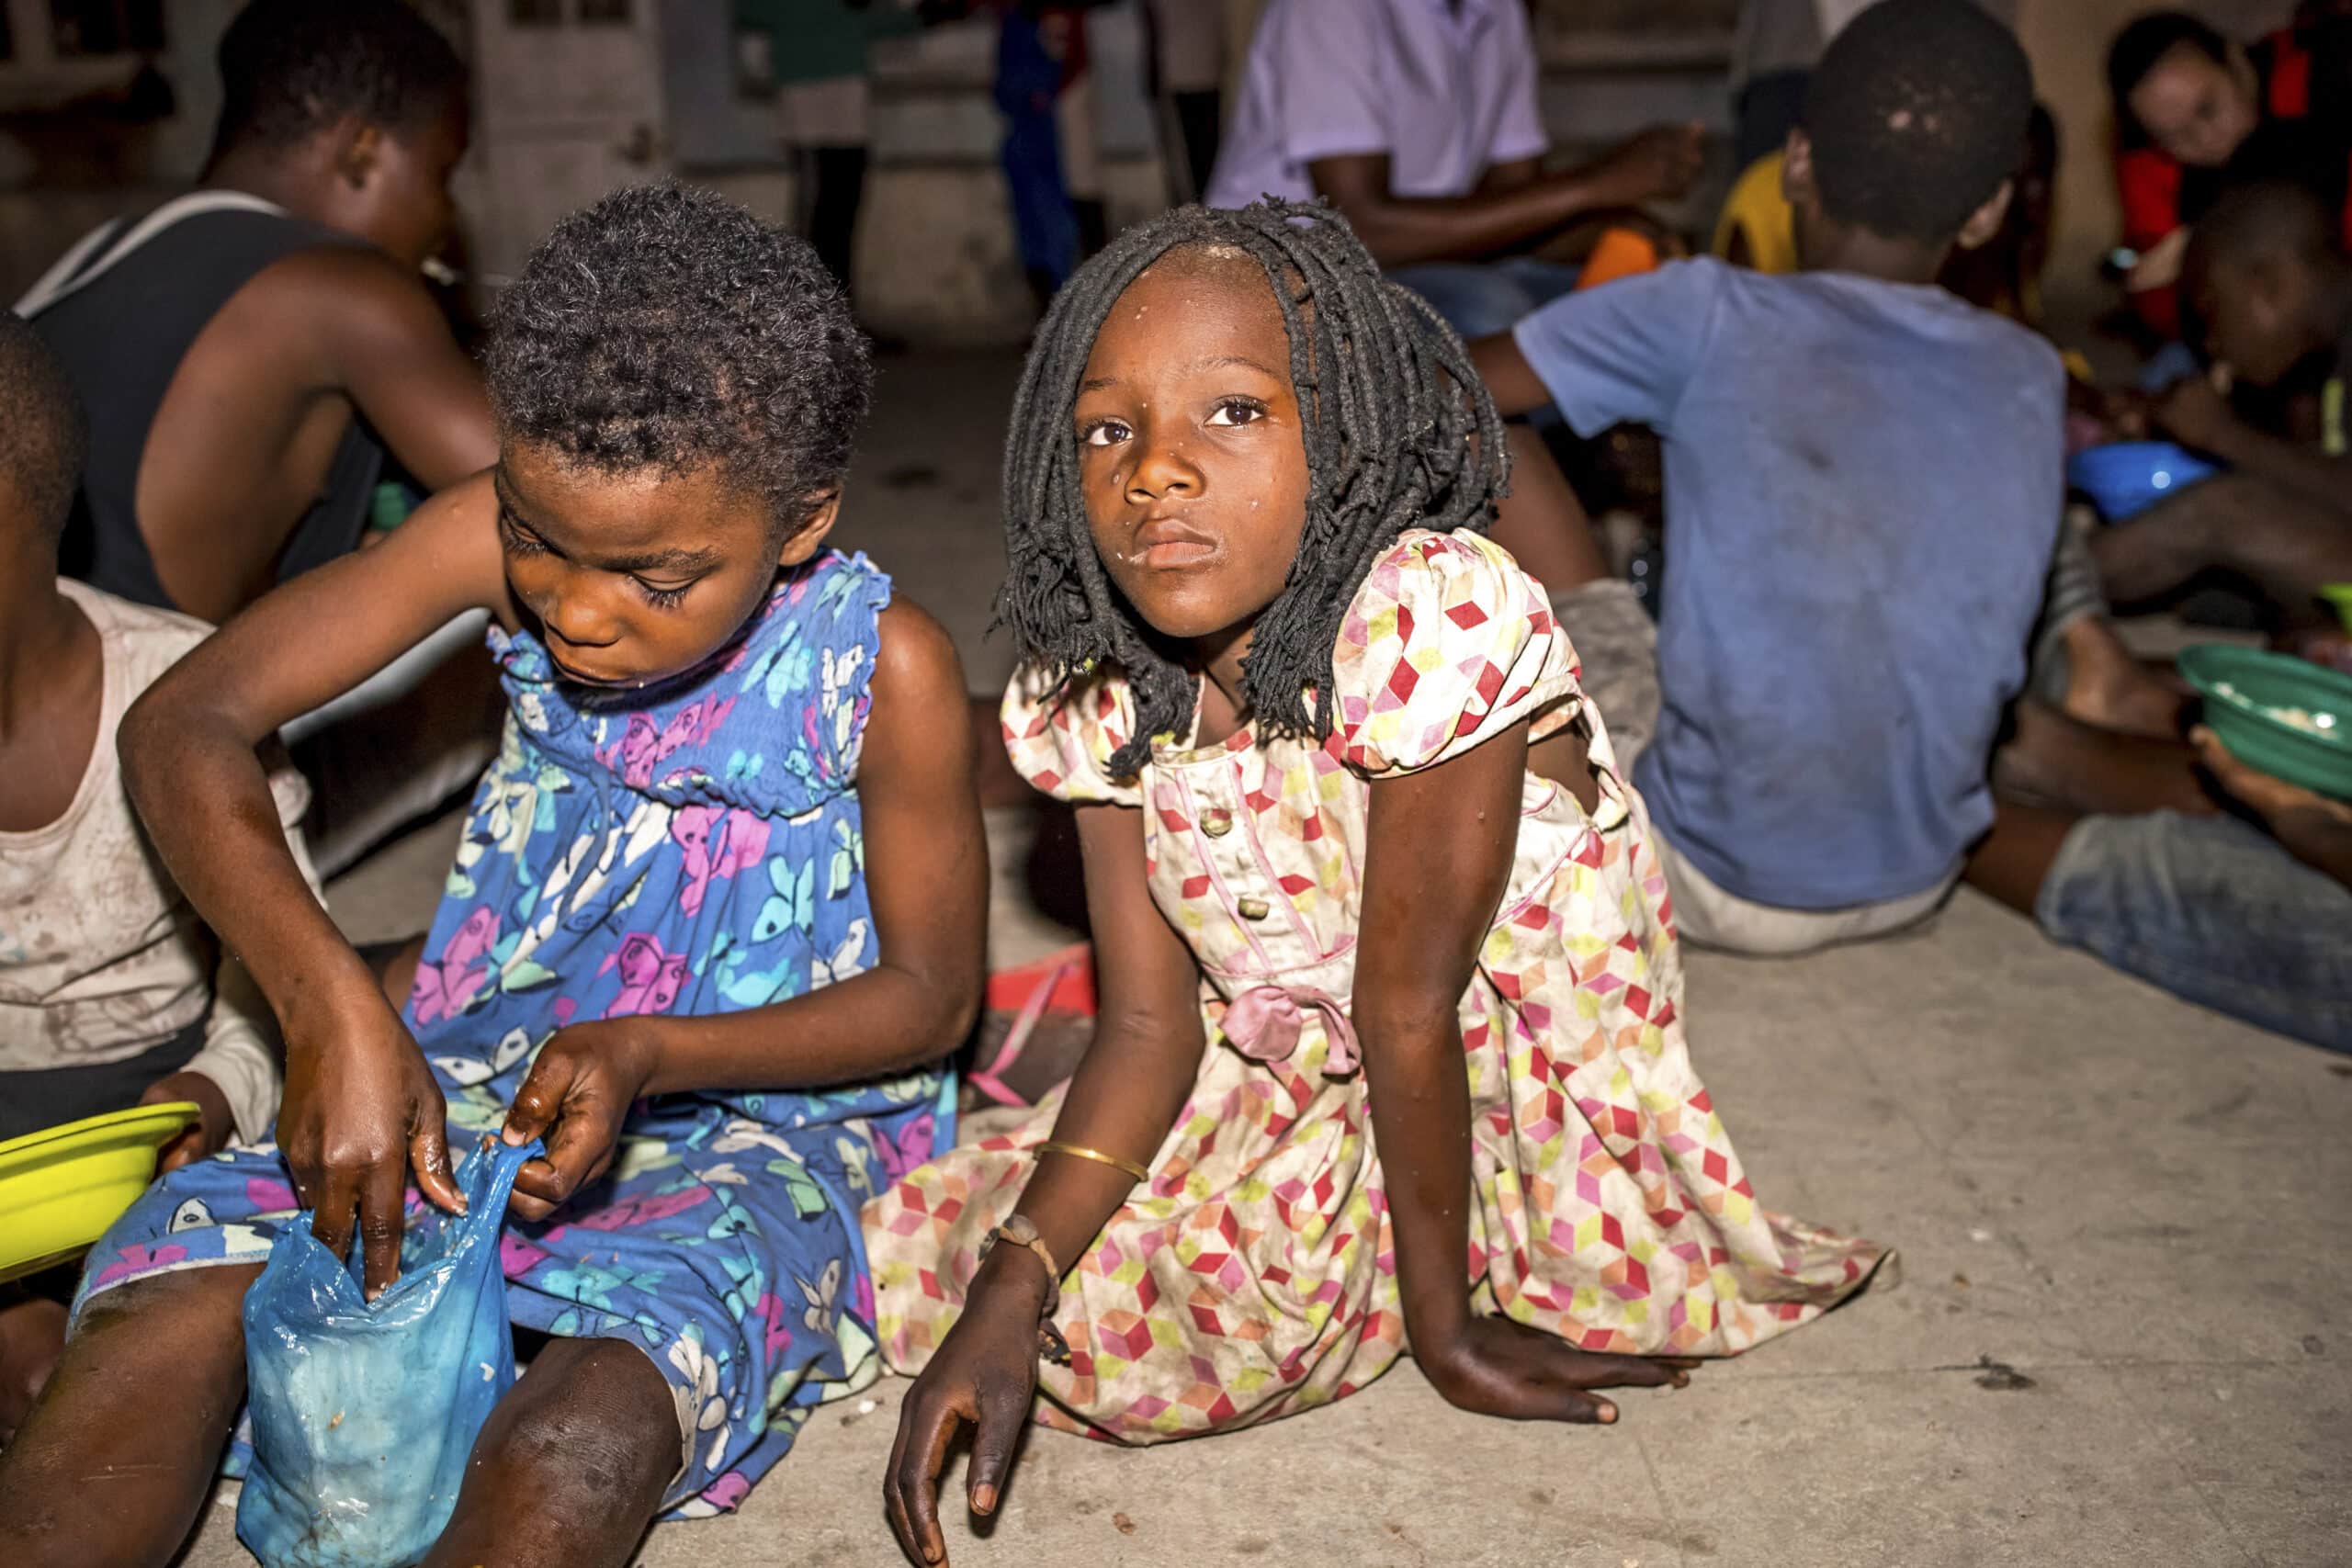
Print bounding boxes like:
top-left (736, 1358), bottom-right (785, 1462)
top-left (1204, 0), bottom-right (1548, 209)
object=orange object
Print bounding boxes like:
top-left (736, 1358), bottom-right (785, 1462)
top-left (1577, 227), bottom-right (1662, 290)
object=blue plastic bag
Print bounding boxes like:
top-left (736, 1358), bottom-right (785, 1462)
top-left (237, 1136), bottom-right (541, 1568)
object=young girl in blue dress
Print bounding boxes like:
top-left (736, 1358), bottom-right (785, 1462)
top-left (0, 186), bottom-right (988, 1567)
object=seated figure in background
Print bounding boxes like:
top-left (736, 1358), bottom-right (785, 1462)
top-left (16, 0), bottom-right (503, 875)
top-left (1471, 0), bottom-right (2063, 957)
top-left (1203, 0), bottom-right (1705, 340)
top-left (0, 315), bottom-right (313, 1438)
top-left (2094, 180), bottom-right (2352, 629)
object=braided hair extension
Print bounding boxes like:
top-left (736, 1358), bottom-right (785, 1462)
top-left (997, 199), bottom-right (1510, 776)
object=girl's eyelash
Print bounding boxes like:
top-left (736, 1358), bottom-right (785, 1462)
top-left (638, 580), bottom-right (691, 609)
top-left (1209, 398), bottom-right (1268, 424)
top-left (497, 510), bottom-right (547, 555)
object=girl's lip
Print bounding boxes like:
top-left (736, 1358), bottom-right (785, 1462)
top-left (1134, 516), bottom-right (1216, 569)
top-left (548, 654), bottom-right (632, 686)
top-left (1138, 539), bottom-right (1217, 568)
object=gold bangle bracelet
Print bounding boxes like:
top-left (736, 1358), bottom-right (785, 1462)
top-left (1035, 1139), bottom-right (1151, 1183)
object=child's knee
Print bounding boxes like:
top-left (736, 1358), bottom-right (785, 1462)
top-left (483, 1337), bottom-right (679, 1502)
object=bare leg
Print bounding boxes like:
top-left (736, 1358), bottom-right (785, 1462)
top-left (0, 1287), bottom-right (67, 1439)
top-left (1488, 426), bottom-right (1609, 595)
top-left (421, 1336), bottom-right (678, 1568)
top-left (2089, 473), bottom-right (2352, 623)
top-left (2053, 618), bottom-right (2188, 740)
top-left (0, 1265), bottom-right (255, 1568)
top-left (1964, 797), bottom-right (2080, 916)
top-left (1994, 699), bottom-right (2216, 818)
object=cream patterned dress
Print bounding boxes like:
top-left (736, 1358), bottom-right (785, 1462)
top-left (866, 531), bottom-right (1884, 1440)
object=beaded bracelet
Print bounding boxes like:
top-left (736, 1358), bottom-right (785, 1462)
top-left (978, 1214), bottom-right (1071, 1365)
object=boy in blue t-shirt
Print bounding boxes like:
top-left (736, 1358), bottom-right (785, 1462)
top-left (1473, 0), bottom-right (2061, 954)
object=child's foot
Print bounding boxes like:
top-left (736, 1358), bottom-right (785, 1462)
top-left (0, 1291), bottom-right (69, 1442)
top-left (2055, 618), bottom-right (2188, 739)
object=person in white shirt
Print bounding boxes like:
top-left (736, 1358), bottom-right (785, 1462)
top-left (1204, 0), bottom-right (1704, 338)
top-left (0, 314), bottom-right (318, 1436)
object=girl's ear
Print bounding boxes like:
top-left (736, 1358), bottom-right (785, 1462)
top-left (777, 489), bottom-right (843, 566)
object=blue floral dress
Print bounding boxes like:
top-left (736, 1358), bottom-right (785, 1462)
top-left (79, 549), bottom-right (952, 1517)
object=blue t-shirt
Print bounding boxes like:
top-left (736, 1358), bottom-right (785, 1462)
top-left (1512, 259), bottom-right (2064, 909)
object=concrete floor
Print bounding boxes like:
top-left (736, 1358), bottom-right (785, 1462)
top-left (179, 351), bottom-right (2352, 1566)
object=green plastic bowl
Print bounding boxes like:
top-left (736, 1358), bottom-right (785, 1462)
top-left (2177, 645), bottom-right (2352, 800)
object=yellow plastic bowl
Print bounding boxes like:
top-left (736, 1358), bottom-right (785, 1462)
top-left (0, 1101), bottom-right (199, 1283)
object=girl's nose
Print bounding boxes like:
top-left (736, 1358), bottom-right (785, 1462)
top-left (537, 585), bottom-right (623, 649)
top-left (1127, 433), bottom-right (1204, 503)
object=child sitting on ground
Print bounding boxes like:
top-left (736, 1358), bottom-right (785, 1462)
top-left (868, 200), bottom-right (1885, 1568)
top-left (1967, 723), bottom-right (2352, 1053)
top-left (0, 186), bottom-right (988, 1565)
top-left (2093, 179), bottom-right (2352, 625)
top-left (1470, 0), bottom-right (2063, 956)
top-left (18, 0), bottom-right (504, 878)
top-left (0, 314), bottom-right (311, 1437)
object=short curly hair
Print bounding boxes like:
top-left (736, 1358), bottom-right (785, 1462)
top-left (1803, 0), bottom-right (2034, 243)
top-left (211, 0), bottom-right (466, 159)
top-left (483, 183), bottom-right (872, 533)
top-left (0, 312), bottom-right (90, 546)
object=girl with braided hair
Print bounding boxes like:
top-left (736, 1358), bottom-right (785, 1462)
top-left (872, 200), bottom-right (1884, 1565)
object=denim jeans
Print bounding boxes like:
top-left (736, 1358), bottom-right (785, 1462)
top-left (1391, 256), bottom-right (1582, 434)
top-left (2037, 810), bottom-right (2352, 1052)
top-left (1388, 255), bottom-right (1584, 342)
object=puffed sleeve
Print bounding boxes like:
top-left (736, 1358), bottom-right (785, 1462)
top-left (999, 660), bottom-right (1148, 806)
top-left (1329, 529), bottom-right (1584, 776)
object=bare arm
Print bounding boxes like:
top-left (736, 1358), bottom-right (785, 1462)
top-left (122, 476), bottom-right (507, 1022)
top-left (2144, 372), bottom-right (2352, 518)
top-left (2196, 418), bottom-right (2352, 517)
top-left (1357, 728), bottom-right (1690, 1416)
top-left (1004, 803), bottom-right (1210, 1264)
top-left (119, 476), bottom-right (512, 1291)
top-left (648, 601), bottom-right (984, 1086)
top-left (886, 797), bottom-right (1209, 1563)
top-left (1353, 727), bottom-right (1524, 1356)
top-left (1478, 156), bottom-right (1544, 197)
top-left (1309, 127), bottom-right (1701, 269)
top-left (295, 250), bottom-right (500, 491)
top-left (501, 600), bottom-right (992, 1218)
top-left (1468, 330), bottom-right (1555, 419)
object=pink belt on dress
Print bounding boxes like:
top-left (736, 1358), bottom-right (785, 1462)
top-left (1221, 984), bottom-right (1362, 1077)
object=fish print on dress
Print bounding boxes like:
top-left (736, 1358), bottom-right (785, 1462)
top-left (82, 550), bottom-right (952, 1516)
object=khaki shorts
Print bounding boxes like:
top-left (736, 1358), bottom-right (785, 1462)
top-left (1651, 829), bottom-right (1956, 957)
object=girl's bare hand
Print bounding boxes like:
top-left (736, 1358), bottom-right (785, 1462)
top-left (499, 1019), bottom-right (662, 1222)
top-left (277, 995), bottom-right (463, 1299)
top-left (1416, 1314), bottom-right (1698, 1426)
top-left (884, 1254), bottom-right (1049, 1565)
